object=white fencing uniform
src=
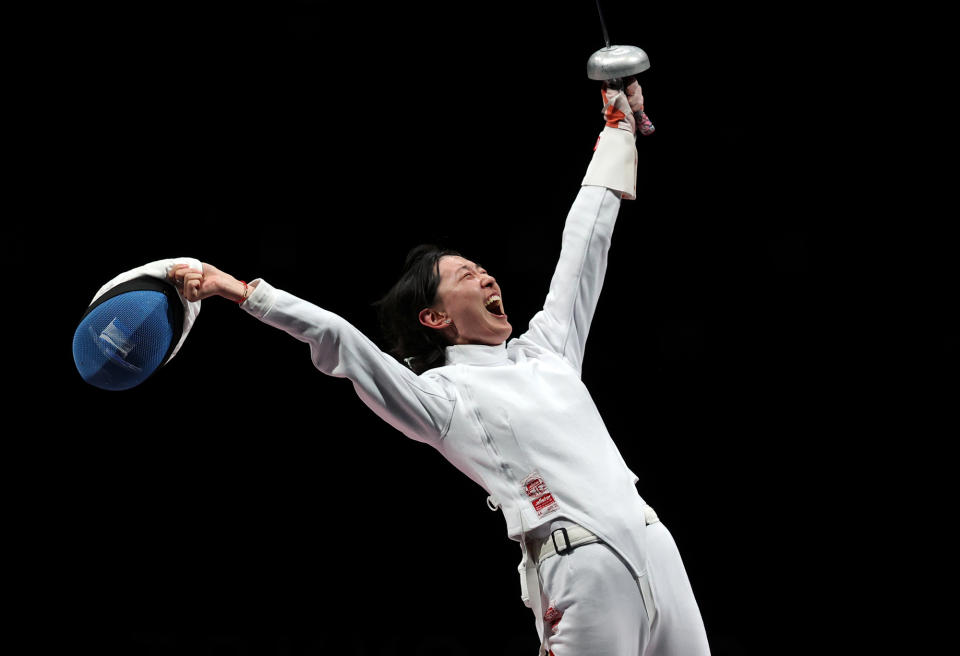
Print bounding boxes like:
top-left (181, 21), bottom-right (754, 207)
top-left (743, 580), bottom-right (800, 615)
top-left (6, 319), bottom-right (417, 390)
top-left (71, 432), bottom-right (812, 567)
top-left (240, 126), bottom-right (710, 655)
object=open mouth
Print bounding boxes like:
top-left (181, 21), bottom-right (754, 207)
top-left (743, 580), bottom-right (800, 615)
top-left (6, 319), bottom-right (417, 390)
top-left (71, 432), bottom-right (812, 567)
top-left (484, 294), bottom-right (506, 317)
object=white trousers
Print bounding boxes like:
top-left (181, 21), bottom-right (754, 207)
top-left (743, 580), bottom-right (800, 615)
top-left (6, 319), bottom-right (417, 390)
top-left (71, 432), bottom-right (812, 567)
top-left (535, 521), bottom-right (711, 656)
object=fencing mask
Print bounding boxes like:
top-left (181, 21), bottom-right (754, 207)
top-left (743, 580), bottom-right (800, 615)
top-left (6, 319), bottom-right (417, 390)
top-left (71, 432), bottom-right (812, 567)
top-left (73, 258), bottom-right (203, 391)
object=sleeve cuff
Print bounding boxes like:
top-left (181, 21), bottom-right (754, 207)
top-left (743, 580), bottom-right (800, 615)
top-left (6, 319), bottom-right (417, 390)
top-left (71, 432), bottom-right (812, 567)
top-left (581, 126), bottom-right (638, 200)
top-left (240, 278), bottom-right (276, 319)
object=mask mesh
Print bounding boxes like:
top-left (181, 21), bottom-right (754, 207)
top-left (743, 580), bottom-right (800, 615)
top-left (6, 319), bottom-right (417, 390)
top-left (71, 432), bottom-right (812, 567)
top-left (72, 290), bottom-right (174, 390)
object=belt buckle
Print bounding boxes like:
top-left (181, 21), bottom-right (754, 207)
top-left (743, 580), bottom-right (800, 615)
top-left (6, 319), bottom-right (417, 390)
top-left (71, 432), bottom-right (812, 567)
top-left (551, 527), bottom-right (573, 555)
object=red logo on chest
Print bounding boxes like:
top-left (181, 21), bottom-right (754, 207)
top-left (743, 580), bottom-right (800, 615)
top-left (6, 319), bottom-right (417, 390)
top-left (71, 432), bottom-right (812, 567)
top-left (533, 493), bottom-right (558, 516)
top-left (522, 471), bottom-right (559, 518)
top-left (524, 476), bottom-right (548, 498)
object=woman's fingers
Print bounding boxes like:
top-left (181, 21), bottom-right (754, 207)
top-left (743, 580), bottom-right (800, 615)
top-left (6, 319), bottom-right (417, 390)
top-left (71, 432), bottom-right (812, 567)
top-left (168, 264), bottom-right (187, 286)
top-left (183, 271), bottom-right (204, 301)
top-left (168, 264), bottom-right (205, 300)
top-left (169, 264), bottom-right (194, 283)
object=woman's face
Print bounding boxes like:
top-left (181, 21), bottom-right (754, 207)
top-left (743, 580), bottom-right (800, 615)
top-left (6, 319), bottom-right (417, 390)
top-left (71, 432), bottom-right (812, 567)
top-left (421, 255), bottom-right (512, 346)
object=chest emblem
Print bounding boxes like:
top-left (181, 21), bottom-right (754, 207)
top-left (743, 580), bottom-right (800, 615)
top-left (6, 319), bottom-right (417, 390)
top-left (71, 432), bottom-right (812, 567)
top-left (522, 471), bottom-right (559, 518)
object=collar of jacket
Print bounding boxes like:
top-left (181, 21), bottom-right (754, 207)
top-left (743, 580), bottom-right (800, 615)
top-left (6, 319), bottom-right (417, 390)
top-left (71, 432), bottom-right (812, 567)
top-left (444, 342), bottom-right (510, 366)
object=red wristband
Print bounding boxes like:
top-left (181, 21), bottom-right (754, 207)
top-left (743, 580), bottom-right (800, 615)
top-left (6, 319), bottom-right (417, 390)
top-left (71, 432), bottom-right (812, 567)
top-left (236, 280), bottom-right (249, 304)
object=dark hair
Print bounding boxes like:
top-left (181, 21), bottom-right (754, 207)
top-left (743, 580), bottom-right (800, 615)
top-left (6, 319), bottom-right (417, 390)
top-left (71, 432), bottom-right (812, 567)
top-left (374, 244), bottom-right (461, 374)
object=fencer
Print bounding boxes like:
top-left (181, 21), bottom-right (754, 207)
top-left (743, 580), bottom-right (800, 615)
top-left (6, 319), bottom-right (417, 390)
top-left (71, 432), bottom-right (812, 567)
top-left (169, 81), bottom-right (711, 656)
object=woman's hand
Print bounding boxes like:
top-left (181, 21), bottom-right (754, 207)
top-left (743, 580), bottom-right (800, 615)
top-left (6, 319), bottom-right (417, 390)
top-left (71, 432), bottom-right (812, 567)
top-left (168, 262), bottom-right (252, 303)
top-left (623, 77), bottom-right (654, 136)
top-left (623, 77), bottom-right (644, 113)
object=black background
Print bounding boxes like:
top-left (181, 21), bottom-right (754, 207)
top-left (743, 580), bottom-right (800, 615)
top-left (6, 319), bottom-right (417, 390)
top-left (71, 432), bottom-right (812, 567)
top-left (11, 1), bottom-right (955, 655)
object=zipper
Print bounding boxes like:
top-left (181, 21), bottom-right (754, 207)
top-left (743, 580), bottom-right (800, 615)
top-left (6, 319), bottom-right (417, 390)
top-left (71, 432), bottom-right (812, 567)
top-left (462, 372), bottom-right (520, 493)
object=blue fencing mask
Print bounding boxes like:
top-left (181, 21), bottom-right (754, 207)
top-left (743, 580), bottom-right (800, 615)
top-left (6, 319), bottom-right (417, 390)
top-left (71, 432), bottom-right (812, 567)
top-left (73, 275), bottom-right (187, 391)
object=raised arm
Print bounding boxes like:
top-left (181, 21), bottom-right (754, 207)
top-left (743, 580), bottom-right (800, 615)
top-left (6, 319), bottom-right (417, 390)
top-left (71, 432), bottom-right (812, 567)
top-left (169, 263), bottom-right (456, 445)
top-left (514, 82), bottom-right (643, 375)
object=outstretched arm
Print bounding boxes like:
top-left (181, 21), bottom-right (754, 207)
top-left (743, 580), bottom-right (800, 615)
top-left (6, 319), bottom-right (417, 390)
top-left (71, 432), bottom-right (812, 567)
top-left (514, 82), bottom-right (643, 376)
top-left (169, 261), bottom-right (250, 304)
top-left (169, 264), bottom-right (456, 445)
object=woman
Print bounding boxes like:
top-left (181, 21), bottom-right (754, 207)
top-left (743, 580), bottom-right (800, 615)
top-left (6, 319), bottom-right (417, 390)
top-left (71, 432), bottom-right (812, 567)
top-left (171, 81), bottom-right (710, 656)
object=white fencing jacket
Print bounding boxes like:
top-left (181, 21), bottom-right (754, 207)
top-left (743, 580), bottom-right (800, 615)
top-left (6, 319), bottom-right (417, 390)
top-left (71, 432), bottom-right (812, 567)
top-left (241, 125), bottom-right (648, 602)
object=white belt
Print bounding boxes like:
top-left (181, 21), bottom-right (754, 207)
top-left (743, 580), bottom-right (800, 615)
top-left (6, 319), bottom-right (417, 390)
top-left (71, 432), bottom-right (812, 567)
top-left (535, 503), bottom-right (659, 563)
top-left (519, 504), bottom-right (661, 655)
top-left (535, 524), bottom-right (602, 563)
